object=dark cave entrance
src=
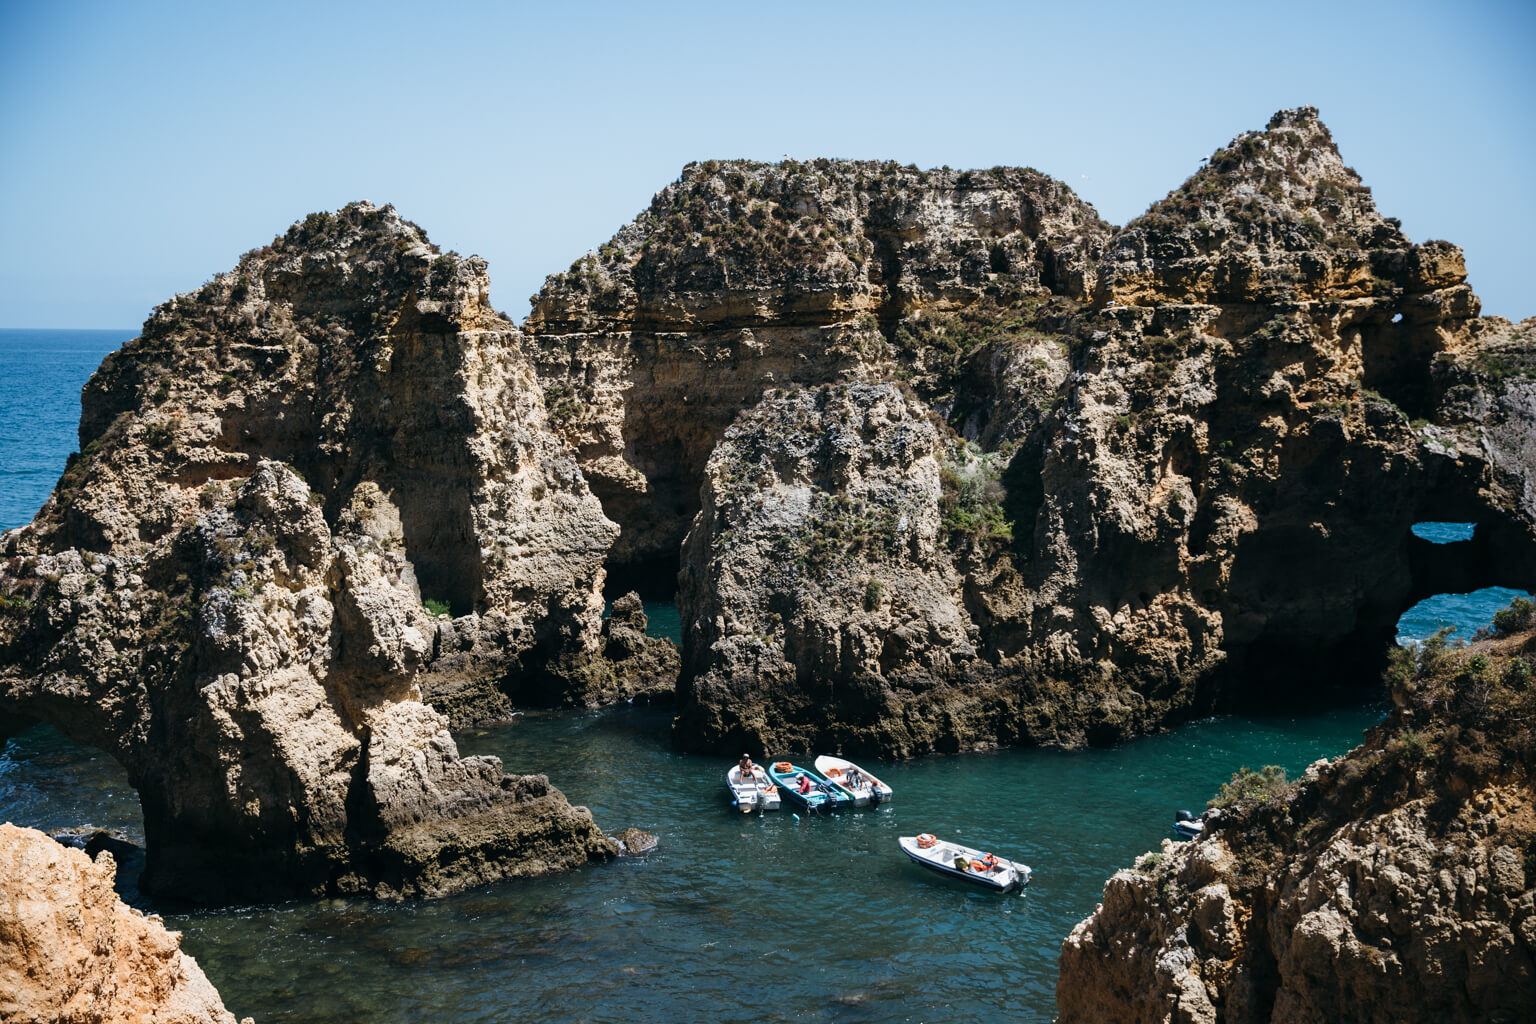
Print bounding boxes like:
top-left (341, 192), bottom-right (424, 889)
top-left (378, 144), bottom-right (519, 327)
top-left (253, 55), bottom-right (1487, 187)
top-left (603, 550), bottom-right (681, 604)
top-left (1214, 503), bottom-right (1536, 717)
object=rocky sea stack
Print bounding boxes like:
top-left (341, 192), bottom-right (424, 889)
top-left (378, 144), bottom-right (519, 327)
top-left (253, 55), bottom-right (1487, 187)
top-left (0, 205), bottom-right (659, 902)
top-left (527, 106), bottom-right (1534, 756)
top-left (2, 107), bottom-right (1533, 905)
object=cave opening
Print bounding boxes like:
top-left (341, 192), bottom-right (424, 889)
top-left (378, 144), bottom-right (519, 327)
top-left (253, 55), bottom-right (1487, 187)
top-left (603, 551), bottom-right (680, 604)
top-left (1397, 520), bottom-right (1533, 645)
top-left (1359, 317), bottom-right (1445, 420)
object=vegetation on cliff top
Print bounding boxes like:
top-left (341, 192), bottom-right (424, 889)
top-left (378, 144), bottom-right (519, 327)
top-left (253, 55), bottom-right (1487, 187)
top-left (1200, 596), bottom-right (1536, 886)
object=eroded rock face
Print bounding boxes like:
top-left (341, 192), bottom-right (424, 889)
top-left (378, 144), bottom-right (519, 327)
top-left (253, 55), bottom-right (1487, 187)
top-left (666, 109), bottom-right (1536, 755)
top-left (0, 823), bottom-right (251, 1024)
top-left (0, 204), bottom-right (643, 901)
top-left (1058, 627), bottom-right (1536, 1024)
top-left (675, 382), bottom-right (994, 754)
top-left (2, 461), bottom-right (614, 901)
top-left (524, 160), bottom-right (1112, 579)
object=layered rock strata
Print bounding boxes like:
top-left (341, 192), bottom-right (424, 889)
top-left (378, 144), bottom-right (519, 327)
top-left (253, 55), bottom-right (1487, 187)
top-left (649, 108), bottom-right (1536, 755)
top-left (1058, 621), bottom-right (1536, 1024)
top-left (0, 823), bottom-right (251, 1024)
top-left (0, 204), bottom-right (649, 901)
top-left (524, 159), bottom-right (1111, 581)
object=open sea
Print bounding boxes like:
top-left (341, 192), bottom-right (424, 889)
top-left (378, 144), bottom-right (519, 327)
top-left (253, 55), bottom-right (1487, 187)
top-left (0, 329), bottom-right (1529, 1022)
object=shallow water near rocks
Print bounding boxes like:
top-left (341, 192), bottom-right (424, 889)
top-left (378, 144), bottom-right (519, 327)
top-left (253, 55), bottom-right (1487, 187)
top-left (0, 331), bottom-right (1531, 1021)
top-left (5, 703), bottom-right (1381, 1022)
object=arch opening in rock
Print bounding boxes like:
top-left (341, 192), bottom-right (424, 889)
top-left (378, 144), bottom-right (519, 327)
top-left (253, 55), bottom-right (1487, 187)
top-left (1395, 585), bottom-right (1535, 647)
top-left (0, 721), bottom-right (146, 899)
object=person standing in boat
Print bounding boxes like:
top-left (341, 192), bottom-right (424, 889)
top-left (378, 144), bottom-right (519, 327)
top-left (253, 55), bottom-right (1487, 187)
top-left (738, 754), bottom-right (756, 784)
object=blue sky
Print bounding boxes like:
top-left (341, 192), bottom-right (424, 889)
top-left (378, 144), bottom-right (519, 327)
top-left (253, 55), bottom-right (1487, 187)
top-left (2, 0), bottom-right (1532, 328)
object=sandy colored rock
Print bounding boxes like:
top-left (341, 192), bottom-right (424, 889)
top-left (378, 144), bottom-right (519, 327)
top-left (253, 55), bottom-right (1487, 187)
top-left (661, 109), bottom-right (1536, 755)
top-left (525, 159), bottom-right (1111, 577)
top-left (0, 823), bottom-right (251, 1024)
top-left (0, 205), bottom-right (642, 902)
top-left (1058, 626), bottom-right (1536, 1024)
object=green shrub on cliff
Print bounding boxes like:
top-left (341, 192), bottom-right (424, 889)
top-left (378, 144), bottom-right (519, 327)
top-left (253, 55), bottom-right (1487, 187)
top-left (939, 451), bottom-right (1013, 555)
top-left (1209, 764), bottom-right (1294, 810)
top-left (1492, 596), bottom-right (1535, 636)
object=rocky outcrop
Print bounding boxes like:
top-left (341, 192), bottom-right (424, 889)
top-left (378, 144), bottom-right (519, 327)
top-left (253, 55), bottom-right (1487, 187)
top-left (0, 823), bottom-right (251, 1024)
top-left (524, 160), bottom-right (1111, 582)
top-left (1058, 619), bottom-right (1536, 1024)
top-left (0, 204), bottom-right (649, 902)
top-left (661, 108), bottom-right (1536, 755)
top-left (675, 381), bottom-right (994, 753)
top-left (3, 111), bottom-right (1533, 900)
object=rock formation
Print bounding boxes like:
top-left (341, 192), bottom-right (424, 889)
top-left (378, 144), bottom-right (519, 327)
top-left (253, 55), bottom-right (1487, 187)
top-left (523, 158), bottom-right (1110, 587)
top-left (0, 204), bottom-right (656, 902)
top-left (1058, 613), bottom-right (1536, 1024)
top-left (0, 823), bottom-right (251, 1024)
top-left (2, 108), bottom-right (1532, 903)
top-left (638, 108), bottom-right (1536, 755)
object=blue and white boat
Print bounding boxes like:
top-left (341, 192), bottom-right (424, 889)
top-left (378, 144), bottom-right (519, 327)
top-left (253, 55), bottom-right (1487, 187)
top-left (764, 760), bottom-right (854, 811)
top-left (1172, 809), bottom-right (1204, 839)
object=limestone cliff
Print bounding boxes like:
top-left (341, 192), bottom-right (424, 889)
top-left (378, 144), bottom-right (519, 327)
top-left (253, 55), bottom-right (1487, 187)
top-left (1058, 615), bottom-right (1536, 1024)
top-left (674, 382), bottom-right (986, 753)
top-left (0, 823), bottom-right (252, 1024)
top-left (0, 204), bottom-right (656, 902)
top-left (653, 108), bottom-right (1536, 755)
top-left (524, 159), bottom-right (1111, 583)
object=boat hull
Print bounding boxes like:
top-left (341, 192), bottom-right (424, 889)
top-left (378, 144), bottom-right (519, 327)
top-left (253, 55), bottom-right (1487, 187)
top-left (813, 755), bottom-right (893, 806)
top-left (897, 835), bottom-right (1029, 892)
top-left (728, 764), bottom-right (780, 812)
top-left (764, 761), bottom-right (854, 810)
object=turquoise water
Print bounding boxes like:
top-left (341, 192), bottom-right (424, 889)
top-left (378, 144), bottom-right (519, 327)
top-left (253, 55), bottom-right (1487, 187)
top-left (2, 704), bottom-right (1381, 1023)
top-left (0, 328), bottom-right (134, 530)
top-left (1410, 521), bottom-right (1476, 543)
top-left (1396, 586), bottom-right (1532, 646)
top-left (0, 330), bottom-right (1522, 1020)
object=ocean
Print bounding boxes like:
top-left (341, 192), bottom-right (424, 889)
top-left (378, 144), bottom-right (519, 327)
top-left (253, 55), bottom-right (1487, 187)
top-left (0, 328), bottom-right (1527, 1022)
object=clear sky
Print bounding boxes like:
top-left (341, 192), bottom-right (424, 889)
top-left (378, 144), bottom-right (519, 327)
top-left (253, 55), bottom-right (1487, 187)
top-left (2, 0), bottom-right (1532, 329)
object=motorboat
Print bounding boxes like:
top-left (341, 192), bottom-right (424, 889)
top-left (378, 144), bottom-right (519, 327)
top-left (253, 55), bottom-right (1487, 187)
top-left (813, 754), bottom-right (892, 806)
top-left (763, 760), bottom-right (855, 811)
top-left (897, 833), bottom-right (1030, 892)
top-left (1172, 809), bottom-right (1204, 839)
top-left (727, 762), bottom-right (780, 812)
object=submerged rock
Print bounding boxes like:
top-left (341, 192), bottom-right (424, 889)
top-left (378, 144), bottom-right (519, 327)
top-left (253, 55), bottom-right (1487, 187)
top-left (0, 823), bottom-right (252, 1024)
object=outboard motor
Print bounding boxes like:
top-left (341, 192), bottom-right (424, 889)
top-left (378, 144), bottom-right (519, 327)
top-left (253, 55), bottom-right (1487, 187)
top-left (1175, 809), bottom-right (1197, 824)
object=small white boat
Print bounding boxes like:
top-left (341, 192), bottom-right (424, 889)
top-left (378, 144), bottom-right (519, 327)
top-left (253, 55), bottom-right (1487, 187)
top-left (898, 834), bottom-right (1030, 892)
top-left (727, 763), bottom-right (781, 813)
top-left (1172, 809), bottom-right (1204, 839)
top-left (813, 755), bottom-right (893, 806)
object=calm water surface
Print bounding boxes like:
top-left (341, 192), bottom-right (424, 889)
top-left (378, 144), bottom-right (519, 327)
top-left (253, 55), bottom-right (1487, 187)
top-left (3, 704), bottom-right (1381, 1023)
top-left (0, 328), bottom-right (133, 530)
top-left (0, 332), bottom-right (1528, 1020)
